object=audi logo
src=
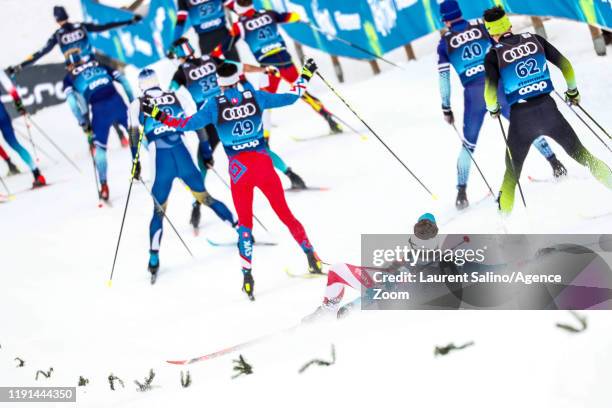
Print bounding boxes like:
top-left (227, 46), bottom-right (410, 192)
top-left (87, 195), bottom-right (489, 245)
top-left (151, 95), bottom-right (177, 105)
top-left (449, 28), bottom-right (482, 48)
top-left (518, 81), bottom-right (548, 95)
top-left (465, 64), bottom-right (485, 77)
top-left (188, 0), bottom-right (209, 5)
top-left (222, 103), bottom-right (257, 120)
top-left (188, 63), bottom-right (216, 81)
top-left (245, 15), bottom-right (273, 31)
top-left (61, 30), bottom-right (85, 44)
top-left (232, 139), bottom-right (260, 151)
top-left (502, 42), bottom-right (538, 63)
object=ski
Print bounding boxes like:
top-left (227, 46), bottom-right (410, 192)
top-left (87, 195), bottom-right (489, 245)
top-left (206, 238), bottom-right (278, 247)
top-left (439, 192), bottom-right (495, 227)
top-left (527, 175), bottom-right (588, 183)
top-left (285, 186), bottom-right (329, 193)
top-left (580, 211), bottom-right (612, 220)
top-left (284, 267), bottom-right (328, 279)
top-left (166, 323), bottom-right (301, 365)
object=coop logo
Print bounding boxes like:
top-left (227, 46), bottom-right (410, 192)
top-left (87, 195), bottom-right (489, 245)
top-left (222, 103), bottom-right (257, 120)
top-left (449, 28), bottom-right (483, 48)
top-left (245, 15), bottom-right (273, 31)
top-left (232, 139), bottom-right (260, 151)
top-left (465, 64), bottom-right (485, 77)
top-left (153, 125), bottom-right (174, 135)
top-left (518, 81), bottom-right (548, 95)
top-left (502, 42), bottom-right (538, 63)
top-left (200, 18), bottom-right (222, 30)
top-left (88, 77), bottom-right (110, 89)
top-left (188, 63), bottom-right (216, 81)
top-left (60, 30), bottom-right (85, 45)
top-left (188, 0), bottom-right (210, 5)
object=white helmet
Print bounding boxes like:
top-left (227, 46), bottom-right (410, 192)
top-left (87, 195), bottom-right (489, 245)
top-left (138, 68), bottom-right (160, 92)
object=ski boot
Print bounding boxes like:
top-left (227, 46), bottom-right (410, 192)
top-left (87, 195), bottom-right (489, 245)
top-left (32, 168), bottom-right (46, 188)
top-left (307, 251), bottom-right (323, 275)
top-left (242, 269), bottom-right (255, 301)
top-left (99, 182), bottom-right (110, 201)
top-left (323, 112), bottom-right (343, 134)
top-left (6, 160), bottom-right (20, 176)
top-left (455, 185), bottom-right (469, 210)
top-left (119, 135), bottom-right (129, 148)
top-left (190, 201), bottom-right (201, 230)
top-left (302, 302), bottom-right (337, 324)
top-left (549, 155), bottom-right (567, 178)
top-left (148, 250), bottom-right (160, 284)
top-left (285, 168), bottom-right (306, 190)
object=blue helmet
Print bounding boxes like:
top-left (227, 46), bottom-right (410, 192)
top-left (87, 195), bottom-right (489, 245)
top-left (138, 68), bottom-right (160, 92)
top-left (54, 6), bottom-right (69, 22)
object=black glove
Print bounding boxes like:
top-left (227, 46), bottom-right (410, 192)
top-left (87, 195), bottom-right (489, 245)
top-left (142, 99), bottom-right (169, 122)
top-left (565, 88), bottom-right (580, 106)
top-left (300, 58), bottom-right (317, 81)
top-left (131, 14), bottom-right (143, 23)
top-left (6, 65), bottom-right (21, 76)
top-left (14, 98), bottom-right (26, 116)
top-left (132, 160), bottom-right (141, 180)
top-left (442, 107), bottom-right (454, 125)
top-left (489, 105), bottom-right (501, 119)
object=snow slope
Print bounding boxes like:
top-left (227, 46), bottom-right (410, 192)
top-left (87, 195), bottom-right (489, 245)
top-left (1, 2), bottom-right (612, 406)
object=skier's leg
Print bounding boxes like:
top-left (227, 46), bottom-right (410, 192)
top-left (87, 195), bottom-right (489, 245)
top-left (458, 82), bottom-right (486, 189)
top-left (0, 144), bottom-right (9, 160)
top-left (0, 103), bottom-right (36, 171)
top-left (92, 113), bottom-right (112, 186)
top-left (229, 155), bottom-right (256, 274)
top-left (149, 149), bottom-right (175, 270)
top-left (177, 144), bottom-right (235, 225)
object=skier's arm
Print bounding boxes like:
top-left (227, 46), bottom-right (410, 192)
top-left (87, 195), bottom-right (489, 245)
top-left (270, 11), bottom-right (301, 24)
top-left (174, 0), bottom-right (190, 41)
top-left (66, 90), bottom-right (90, 127)
top-left (536, 34), bottom-right (577, 91)
top-left (110, 68), bottom-right (135, 102)
top-left (484, 50), bottom-right (500, 113)
top-left (18, 34), bottom-right (58, 69)
top-left (437, 39), bottom-right (452, 109)
top-left (83, 16), bottom-right (139, 33)
top-left (169, 69), bottom-right (186, 92)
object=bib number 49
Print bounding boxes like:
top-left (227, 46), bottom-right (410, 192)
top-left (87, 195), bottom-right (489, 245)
top-left (232, 120), bottom-right (255, 136)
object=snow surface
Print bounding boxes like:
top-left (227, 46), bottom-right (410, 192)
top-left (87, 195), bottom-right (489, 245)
top-left (1, 2), bottom-right (612, 406)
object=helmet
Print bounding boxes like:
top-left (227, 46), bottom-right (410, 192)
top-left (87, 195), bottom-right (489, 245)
top-left (171, 37), bottom-right (195, 59)
top-left (138, 68), bottom-right (160, 92)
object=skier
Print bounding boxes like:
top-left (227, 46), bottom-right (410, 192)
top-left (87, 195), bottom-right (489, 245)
top-left (142, 59), bottom-right (324, 300)
top-left (483, 7), bottom-right (612, 213)
top-left (63, 52), bottom-right (134, 201)
top-left (437, 0), bottom-right (566, 210)
top-left (8, 6), bottom-right (141, 74)
top-left (0, 70), bottom-right (46, 187)
top-left (173, 0), bottom-right (240, 61)
top-left (168, 37), bottom-right (307, 229)
top-left (222, 0), bottom-right (342, 134)
top-left (303, 213), bottom-right (441, 322)
top-left (128, 68), bottom-right (236, 279)
top-left (0, 145), bottom-right (20, 175)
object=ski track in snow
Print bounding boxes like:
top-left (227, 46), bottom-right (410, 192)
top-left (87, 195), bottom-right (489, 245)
top-left (1, 3), bottom-right (612, 406)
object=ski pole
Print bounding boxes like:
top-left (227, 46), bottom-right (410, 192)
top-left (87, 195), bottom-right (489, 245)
top-left (13, 126), bottom-right (57, 163)
top-left (303, 22), bottom-right (404, 71)
top-left (107, 127), bottom-right (146, 287)
top-left (210, 167), bottom-right (270, 233)
top-left (496, 117), bottom-right (527, 208)
top-left (330, 113), bottom-right (368, 140)
top-left (576, 104), bottom-right (611, 140)
top-left (316, 71), bottom-right (437, 200)
top-left (451, 124), bottom-right (495, 198)
top-left (26, 115), bottom-right (82, 173)
top-left (21, 116), bottom-right (40, 164)
top-left (553, 91), bottom-right (612, 153)
top-left (138, 178), bottom-right (194, 258)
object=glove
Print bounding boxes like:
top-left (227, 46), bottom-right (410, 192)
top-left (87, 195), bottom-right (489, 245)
top-left (131, 14), bottom-right (143, 23)
top-left (14, 98), bottom-right (26, 115)
top-left (489, 105), bottom-right (501, 119)
top-left (442, 107), bottom-right (454, 125)
top-left (132, 160), bottom-right (141, 180)
top-left (142, 99), bottom-right (169, 122)
top-left (81, 121), bottom-right (92, 134)
top-left (300, 58), bottom-right (317, 81)
top-left (6, 65), bottom-right (22, 76)
top-left (565, 88), bottom-right (580, 106)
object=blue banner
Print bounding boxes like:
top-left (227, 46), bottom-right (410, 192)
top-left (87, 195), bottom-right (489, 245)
top-left (80, 0), bottom-right (176, 68)
top-left (255, 0), bottom-right (612, 60)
